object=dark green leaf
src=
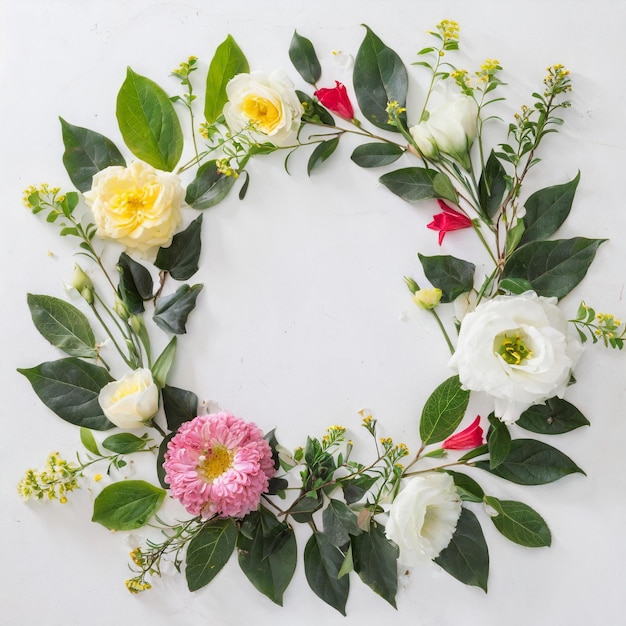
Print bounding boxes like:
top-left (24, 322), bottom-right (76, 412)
top-left (155, 215), bottom-right (203, 280)
top-left (116, 67), bottom-right (183, 171)
top-left (353, 25), bottom-right (407, 131)
top-left (307, 138), bottom-right (339, 175)
top-left (342, 474), bottom-right (378, 504)
top-left (323, 499), bottom-right (362, 547)
top-left (520, 172), bottom-right (581, 244)
top-left (502, 238), bottom-right (606, 299)
top-left (418, 254), bottom-right (475, 303)
top-left (289, 31), bottom-right (321, 84)
top-left (156, 432), bottom-right (175, 488)
top-left (92, 480), bottom-right (165, 530)
top-left (80, 427), bottom-right (100, 456)
top-left (304, 532), bottom-right (350, 615)
top-left (153, 284), bottom-right (203, 334)
top-left (487, 413), bottom-right (511, 469)
top-left (185, 160), bottom-right (236, 209)
top-left (298, 90), bottom-right (335, 126)
top-left (432, 172), bottom-right (459, 204)
top-left (475, 438), bottom-right (585, 485)
top-left (27, 294), bottom-right (97, 358)
top-left (60, 117), bottom-right (126, 192)
top-left (101, 433), bottom-right (148, 454)
top-left (380, 167), bottom-right (455, 203)
top-left (289, 492), bottom-right (323, 523)
top-left (478, 150), bottom-right (507, 219)
top-left (420, 376), bottom-right (470, 445)
top-left (446, 470), bottom-right (484, 503)
top-left (350, 142), bottom-right (404, 168)
top-left (484, 496), bottom-right (551, 548)
top-left (162, 384), bottom-right (198, 431)
top-left (516, 398), bottom-right (590, 434)
top-left (117, 252), bottom-right (154, 314)
top-left (237, 507), bottom-right (297, 605)
top-left (204, 35), bottom-right (249, 124)
top-left (17, 358), bottom-right (114, 430)
top-left (498, 277), bottom-right (533, 295)
top-left (435, 508), bottom-right (489, 592)
top-left (186, 519), bottom-right (238, 591)
top-left (351, 521), bottom-right (398, 607)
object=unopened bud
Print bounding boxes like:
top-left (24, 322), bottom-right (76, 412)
top-left (412, 287), bottom-right (442, 310)
top-left (404, 276), bottom-right (420, 295)
top-left (70, 263), bottom-right (93, 292)
top-left (115, 298), bottom-right (130, 320)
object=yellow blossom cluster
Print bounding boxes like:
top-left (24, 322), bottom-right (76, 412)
top-left (216, 158), bottom-right (240, 178)
top-left (17, 452), bottom-right (79, 503)
top-left (435, 19), bottom-right (460, 42)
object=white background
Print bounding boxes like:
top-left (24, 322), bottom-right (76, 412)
top-left (2, 1), bottom-right (626, 625)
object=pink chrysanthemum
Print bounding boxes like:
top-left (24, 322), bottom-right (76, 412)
top-left (163, 411), bottom-right (276, 519)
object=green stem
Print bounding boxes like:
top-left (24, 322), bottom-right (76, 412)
top-left (429, 307), bottom-right (455, 355)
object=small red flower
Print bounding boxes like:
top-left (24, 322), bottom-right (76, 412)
top-left (428, 199), bottom-right (473, 245)
top-left (314, 81), bottom-right (354, 120)
top-left (442, 415), bottom-right (484, 450)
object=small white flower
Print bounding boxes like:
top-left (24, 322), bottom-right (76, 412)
top-left (386, 472), bottom-right (461, 566)
top-left (449, 291), bottom-right (583, 423)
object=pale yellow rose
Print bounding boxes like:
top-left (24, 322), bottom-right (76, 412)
top-left (84, 160), bottom-right (183, 253)
top-left (98, 368), bottom-right (159, 429)
top-left (412, 287), bottom-right (442, 310)
top-left (223, 71), bottom-right (303, 146)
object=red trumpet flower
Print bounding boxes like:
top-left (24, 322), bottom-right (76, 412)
top-left (428, 199), bottom-right (473, 245)
top-left (442, 415), bottom-right (484, 450)
top-left (314, 81), bottom-right (354, 120)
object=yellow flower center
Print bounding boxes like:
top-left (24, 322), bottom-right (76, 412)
top-left (242, 95), bottom-right (281, 133)
top-left (198, 445), bottom-right (235, 482)
top-left (110, 380), bottom-right (141, 404)
top-left (495, 331), bottom-right (533, 366)
top-left (110, 185), bottom-right (160, 229)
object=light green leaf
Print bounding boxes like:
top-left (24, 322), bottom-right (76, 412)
top-left (92, 480), bottom-right (165, 530)
top-left (484, 496), bottom-right (551, 547)
top-left (101, 433), bottom-right (148, 454)
top-left (420, 376), bottom-right (470, 445)
top-left (116, 67), bottom-right (183, 171)
top-left (151, 336), bottom-right (177, 389)
top-left (80, 427), bottom-right (100, 456)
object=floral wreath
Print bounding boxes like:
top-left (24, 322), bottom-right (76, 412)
top-left (17, 20), bottom-right (625, 614)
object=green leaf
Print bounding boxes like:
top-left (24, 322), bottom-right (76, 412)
top-left (502, 238), bottom-right (606, 299)
top-left (380, 167), bottom-right (456, 203)
top-left (185, 160), bottom-right (236, 209)
top-left (446, 470), bottom-right (485, 503)
top-left (351, 521), bottom-right (398, 607)
top-left (27, 294), bottom-right (97, 358)
top-left (117, 252), bottom-right (154, 314)
top-left (353, 25), bottom-right (407, 131)
top-left (304, 532), bottom-right (350, 615)
top-left (350, 142), bottom-right (404, 168)
top-left (289, 492), bottom-right (323, 523)
top-left (186, 519), bottom-right (238, 591)
top-left (341, 474), bottom-right (378, 505)
top-left (17, 358), bottom-right (114, 430)
top-left (418, 254), bottom-right (475, 303)
top-left (477, 150), bottom-right (507, 219)
top-left (204, 35), bottom-right (249, 125)
top-left (101, 433), bottom-right (148, 454)
top-left (153, 284), bottom-right (203, 334)
top-left (432, 172), bottom-right (459, 204)
top-left (60, 117), bottom-right (126, 192)
top-left (475, 438), bottom-right (585, 485)
top-left (323, 499), bottom-right (362, 547)
top-left (298, 90), bottom-right (335, 126)
top-left (162, 384), bottom-right (198, 431)
top-left (92, 480), bottom-right (165, 530)
top-left (237, 507), bottom-right (297, 606)
top-left (520, 172), bottom-right (581, 244)
top-left (151, 337), bottom-right (177, 389)
top-left (498, 277), bottom-right (533, 295)
top-left (516, 398), bottom-right (590, 434)
top-left (505, 220), bottom-right (526, 256)
top-left (80, 427), bottom-right (100, 456)
top-left (155, 215), bottom-right (202, 280)
top-left (484, 496), bottom-right (551, 548)
top-left (420, 376), bottom-right (470, 445)
top-left (307, 138), bottom-right (339, 175)
top-left (289, 31), bottom-right (321, 84)
top-left (156, 432), bottom-right (174, 489)
top-left (487, 413), bottom-right (511, 469)
top-left (435, 508), bottom-right (489, 592)
top-left (116, 67), bottom-right (183, 171)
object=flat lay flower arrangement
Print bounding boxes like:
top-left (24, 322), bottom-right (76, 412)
top-left (17, 20), bottom-right (626, 614)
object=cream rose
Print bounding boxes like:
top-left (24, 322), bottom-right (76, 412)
top-left (448, 291), bottom-right (583, 424)
top-left (223, 70), bottom-right (303, 146)
top-left (410, 96), bottom-right (478, 169)
top-left (386, 472), bottom-right (461, 566)
top-left (99, 368), bottom-right (159, 429)
top-left (84, 160), bottom-right (183, 253)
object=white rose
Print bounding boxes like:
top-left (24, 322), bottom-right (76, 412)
top-left (409, 96), bottom-right (478, 169)
top-left (386, 472), bottom-right (461, 566)
top-left (99, 368), bottom-right (159, 429)
top-left (223, 70), bottom-right (303, 146)
top-left (84, 160), bottom-right (183, 253)
top-left (448, 291), bottom-right (583, 424)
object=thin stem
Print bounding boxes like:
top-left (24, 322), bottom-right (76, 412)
top-left (429, 308), bottom-right (455, 355)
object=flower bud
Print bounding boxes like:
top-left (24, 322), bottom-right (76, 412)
top-left (70, 264), bottom-right (93, 292)
top-left (412, 288), bottom-right (442, 310)
top-left (129, 314), bottom-right (144, 335)
top-left (115, 297), bottom-right (130, 320)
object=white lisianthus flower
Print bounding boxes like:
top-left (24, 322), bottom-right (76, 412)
top-left (410, 96), bottom-right (478, 169)
top-left (223, 70), bottom-right (303, 146)
top-left (84, 160), bottom-right (183, 253)
top-left (99, 368), bottom-right (159, 429)
top-left (449, 291), bottom-right (583, 424)
top-left (386, 472), bottom-right (461, 566)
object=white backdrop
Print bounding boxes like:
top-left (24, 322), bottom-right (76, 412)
top-left (2, 1), bottom-right (626, 625)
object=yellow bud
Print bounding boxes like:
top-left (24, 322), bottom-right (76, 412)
top-left (412, 288), bottom-right (442, 310)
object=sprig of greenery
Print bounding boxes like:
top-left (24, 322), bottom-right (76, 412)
top-left (571, 302), bottom-right (625, 349)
